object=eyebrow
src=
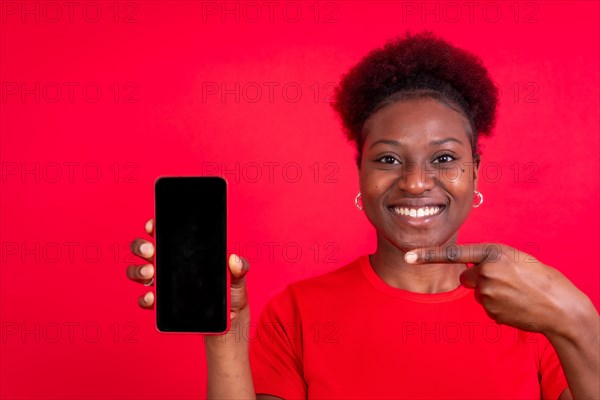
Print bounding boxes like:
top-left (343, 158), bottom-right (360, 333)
top-left (369, 137), bottom-right (464, 149)
top-left (429, 138), bottom-right (464, 146)
top-left (369, 139), bottom-right (403, 149)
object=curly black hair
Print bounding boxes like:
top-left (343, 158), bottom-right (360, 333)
top-left (332, 31), bottom-right (499, 166)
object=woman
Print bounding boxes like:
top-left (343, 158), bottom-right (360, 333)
top-left (127, 32), bottom-right (599, 399)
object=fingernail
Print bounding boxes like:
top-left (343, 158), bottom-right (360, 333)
top-left (229, 253), bottom-right (240, 267)
top-left (144, 292), bottom-right (153, 304)
top-left (140, 243), bottom-right (153, 255)
top-left (140, 265), bottom-right (152, 277)
top-left (405, 251), bottom-right (418, 264)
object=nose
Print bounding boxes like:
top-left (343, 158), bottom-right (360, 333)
top-left (396, 161), bottom-right (435, 195)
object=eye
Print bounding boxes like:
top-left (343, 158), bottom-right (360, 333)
top-left (432, 153), bottom-right (457, 164)
top-left (375, 155), bottom-right (401, 165)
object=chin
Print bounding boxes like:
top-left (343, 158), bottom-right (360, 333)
top-left (387, 231), bottom-right (455, 253)
top-left (395, 240), bottom-right (441, 253)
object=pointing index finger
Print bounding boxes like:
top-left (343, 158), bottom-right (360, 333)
top-left (404, 243), bottom-right (502, 265)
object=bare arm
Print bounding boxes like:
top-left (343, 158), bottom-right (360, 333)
top-left (205, 255), bottom-right (260, 399)
top-left (205, 308), bottom-right (256, 399)
top-left (204, 257), bottom-right (286, 400)
top-left (406, 244), bottom-right (600, 399)
top-left (546, 294), bottom-right (599, 400)
top-left (205, 307), bottom-right (284, 399)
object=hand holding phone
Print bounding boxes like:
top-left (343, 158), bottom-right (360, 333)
top-left (126, 220), bottom-right (251, 325)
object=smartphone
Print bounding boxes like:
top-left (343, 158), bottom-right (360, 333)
top-left (154, 176), bottom-right (229, 333)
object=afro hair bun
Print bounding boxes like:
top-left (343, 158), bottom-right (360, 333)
top-left (332, 31), bottom-right (499, 158)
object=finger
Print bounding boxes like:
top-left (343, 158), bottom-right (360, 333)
top-left (473, 289), bottom-right (484, 304)
top-left (126, 264), bottom-right (154, 284)
top-left (145, 219), bottom-right (154, 237)
top-left (130, 238), bottom-right (154, 262)
top-left (404, 243), bottom-right (502, 265)
top-left (138, 291), bottom-right (154, 309)
top-left (229, 253), bottom-right (249, 288)
top-left (459, 267), bottom-right (478, 289)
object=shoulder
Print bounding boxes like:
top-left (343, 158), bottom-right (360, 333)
top-left (261, 255), bottom-right (368, 314)
top-left (286, 254), bottom-right (366, 296)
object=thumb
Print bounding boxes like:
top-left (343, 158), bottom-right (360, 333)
top-left (459, 266), bottom-right (478, 289)
top-left (228, 254), bottom-right (250, 316)
top-left (229, 253), bottom-right (250, 286)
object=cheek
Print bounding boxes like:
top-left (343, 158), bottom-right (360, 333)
top-left (440, 166), bottom-right (475, 209)
top-left (360, 172), bottom-right (395, 202)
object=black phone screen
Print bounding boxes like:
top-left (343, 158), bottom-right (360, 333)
top-left (154, 177), bottom-right (228, 333)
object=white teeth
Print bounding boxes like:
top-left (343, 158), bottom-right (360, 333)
top-left (391, 206), bottom-right (443, 218)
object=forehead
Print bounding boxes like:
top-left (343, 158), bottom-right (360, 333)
top-left (363, 98), bottom-right (472, 145)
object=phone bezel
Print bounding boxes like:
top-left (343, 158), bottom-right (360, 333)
top-left (153, 175), bottom-right (230, 335)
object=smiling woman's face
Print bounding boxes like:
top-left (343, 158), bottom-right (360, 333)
top-left (359, 97), bottom-right (478, 252)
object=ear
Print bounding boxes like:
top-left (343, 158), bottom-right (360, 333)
top-left (472, 156), bottom-right (480, 191)
top-left (356, 155), bottom-right (364, 190)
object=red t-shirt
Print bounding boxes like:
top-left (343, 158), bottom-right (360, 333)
top-left (249, 255), bottom-right (568, 399)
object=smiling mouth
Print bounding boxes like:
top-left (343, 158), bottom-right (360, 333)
top-left (389, 205), bottom-right (445, 218)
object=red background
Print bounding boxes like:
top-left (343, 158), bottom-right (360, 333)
top-left (1, 1), bottom-right (598, 399)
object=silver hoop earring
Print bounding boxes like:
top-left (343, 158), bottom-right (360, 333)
top-left (473, 190), bottom-right (484, 208)
top-left (355, 192), bottom-right (363, 211)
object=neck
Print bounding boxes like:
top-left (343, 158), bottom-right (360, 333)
top-left (369, 234), bottom-right (466, 294)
